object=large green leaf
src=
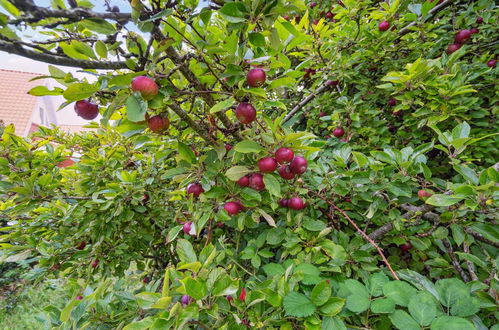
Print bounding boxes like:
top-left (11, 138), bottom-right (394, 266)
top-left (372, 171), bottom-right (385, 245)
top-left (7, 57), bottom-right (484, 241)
top-left (311, 280), bottom-right (331, 306)
top-left (63, 83), bottom-right (99, 101)
top-left (383, 281), bottom-right (417, 307)
top-left (425, 194), bottom-right (464, 207)
top-left (430, 316), bottom-right (476, 330)
top-left (126, 95), bottom-right (148, 122)
top-left (389, 310), bottom-right (421, 330)
top-left (233, 140), bottom-right (264, 153)
top-left (283, 292), bottom-right (316, 318)
top-left (408, 292), bottom-right (437, 326)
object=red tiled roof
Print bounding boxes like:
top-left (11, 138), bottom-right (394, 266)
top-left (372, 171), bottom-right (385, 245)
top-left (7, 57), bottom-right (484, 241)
top-left (0, 69), bottom-right (42, 135)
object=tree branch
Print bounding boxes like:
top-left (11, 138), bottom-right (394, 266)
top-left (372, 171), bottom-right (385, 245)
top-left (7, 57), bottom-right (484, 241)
top-left (463, 243), bottom-right (478, 281)
top-left (168, 101), bottom-right (214, 143)
top-left (464, 227), bottom-right (499, 248)
top-left (398, 0), bottom-right (454, 37)
top-left (0, 40), bottom-right (127, 69)
top-left (282, 83), bottom-right (331, 124)
top-left (443, 238), bottom-right (470, 282)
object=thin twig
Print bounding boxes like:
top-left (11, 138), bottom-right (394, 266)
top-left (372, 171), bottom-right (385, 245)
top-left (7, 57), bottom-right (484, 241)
top-left (443, 238), bottom-right (470, 282)
top-left (398, 0), bottom-right (454, 37)
top-left (464, 227), bottom-right (499, 248)
top-left (463, 243), bottom-right (478, 281)
top-left (282, 83), bottom-right (330, 123)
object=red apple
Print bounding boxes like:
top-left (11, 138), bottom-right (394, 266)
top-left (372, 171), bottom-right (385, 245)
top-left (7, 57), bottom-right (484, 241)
top-left (387, 98), bottom-right (397, 107)
top-left (454, 30), bottom-right (472, 44)
top-left (235, 103), bottom-right (257, 124)
top-left (237, 175), bottom-right (250, 187)
top-left (186, 183), bottom-right (204, 197)
top-left (239, 288), bottom-right (246, 301)
top-left (224, 201), bottom-right (241, 215)
top-left (275, 148), bottom-right (294, 163)
top-left (332, 127), bottom-right (345, 138)
top-left (225, 144), bottom-right (233, 151)
top-left (278, 165), bottom-right (295, 180)
top-left (325, 135), bottom-right (331, 139)
top-left (288, 197), bottom-right (306, 210)
top-left (75, 296), bottom-right (83, 300)
top-left (319, 111), bottom-right (326, 117)
top-left (476, 17), bottom-right (483, 24)
top-left (487, 59), bottom-right (496, 68)
top-left (470, 27), bottom-right (479, 34)
top-left (418, 189), bottom-right (432, 199)
top-left (247, 68), bottom-right (266, 88)
top-left (325, 12), bottom-right (333, 19)
top-left (326, 80), bottom-right (339, 86)
top-left (289, 156), bottom-right (308, 175)
top-left (76, 241), bottom-right (86, 250)
top-left (446, 43), bottom-right (461, 54)
top-left (248, 173), bottom-right (265, 191)
top-left (148, 115), bottom-right (169, 132)
top-left (399, 243), bottom-right (413, 252)
top-left (131, 76), bottom-right (159, 100)
top-left (183, 221), bottom-right (193, 234)
top-left (378, 21), bottom-right (390, 31)
top-left (258, 157), bottom-right (278, 173)
top-left (74, 100), bottom-right (99, 120)
top-left (181, 295), bottom-right (192, 306)
top-left (283, 15), bottom-right (290, 21)
top-left (279, 199), bottom-right (289, 208)
top-left (91, 259), bottom-right (99, 268)
top-left (309, 2), bottom-right (317, 8)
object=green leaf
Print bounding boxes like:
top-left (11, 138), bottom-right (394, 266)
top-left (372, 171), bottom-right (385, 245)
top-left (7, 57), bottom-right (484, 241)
top-left (63, 83), bottom-right (98, 101)
top-left (176, 239), bottom-right (197, 263)
top-left (0, 0), bottom-right (19, 16)
top-left (209, 97), bottom-right (235, 113)
top-left (295, 263), bottom-right (321, 285)
top-left (80, 18), bottom-right (116, 34)
top-left (322, 317), bottom-right (346, 330)
top-left (258, 209), bottom-right (276, 227)
top-left (60, 300), bottom-right (79, 322)
top-left (371, 298), bottom-right (395, 313)
top-left (177, 142), bottom-right (197, 164)
top-left (123, 317), bottom-right (154, 330)
top-left (263, 174), bottom-right (280, 197)
top-left (346, 293), bottom-right (370, 313)
top-left (126, 95), bottom-right (148, 122)
top-left (283, 292), bottom-right (316, 317)
top-left (225, 166), bottom-right (252, 181)
top-left (233, 140), bottom-right (263, 153)
top-left (263, 263), bottom-right (285, 277)
top-left (248, 32), bottom-right (265, 47)
top-left (95, 40), bottom-right (108, 58)
top-left (383, 281), bottom-right (417, 307)
top-left (184, 277), bottom-right (207, 300)
top-left (28, 86), bottom-right (63, 96)
top-left (311, 281), bottom-right (331, 306)
top-left (425, 194), bottom-right (464, 207)
top-left (430, 316), bottom-right (475, 330)
top-left (469, 223), bottom-right (499, 243)
top-left (319, 297), bottom-right (345, 316)
top-left (435, 278), bottom-right (468, 308)
top-left (408, 292), bottom-right (437, 326)
top-left (389, 310), bottom-right (421, 330)
top-left (268, 77), bottom-right (296, 89)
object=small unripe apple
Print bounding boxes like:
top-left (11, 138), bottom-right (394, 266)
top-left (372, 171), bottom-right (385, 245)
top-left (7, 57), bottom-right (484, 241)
top-left (279, 199), bottom-right (289, 208)
top-left (75, 295), bottom-right (83, 300)
top-left (258, 157), bottom-right (278, 173)
top-left (446, 43), bottom-right (461, 54)
top-left (237, 175), bottom-right (250, 187)
top-left (76, 241), bottom-right (86, 250)
top-left (148, 115), bottom-right (169, 132)
top-left (186, 183), bottom-right (204, 197)
top-left (181, 295), bottom-right (192, 306)
top-left (74, 100), bottom-right (99, 120)
top-left (326, 80), bottom-right (339, 86)
top-left (235, 102), bottom-right (257, 124)
top-left (332, 127), bottom-right (345, 138)
top-left (476, 17), bottom-right (483, 24)
top-left (418, 189), bottom-right (432, 199)
top-left (278, 165), bottom-right (295, 180)
top-left (454, 30), bottom-right (472, 44)
top-left (246, 68), bottom-right (266, 88)
top-left (183, 221), bottom-right (193, 235)
top-left (239, 288), bottom-right (246, 301)
top-left (131, 76), bottom-right (159, 100)
top-left (288, 197), bottom-right (306, 210)
top-left (378, 21), bottom-right (390, 32)
top-left (289, 156), bottom-right (308, 175)
top-left (225, 144), bottom-right (233, 151)
top-left (387, 98), bottom-right (397, 107)
top-left (399, 243), bottom-right (413, 252)
top-left (487, 59), bottom-right (496, 68)
top-left (470, 27), bottom-right (479, 34)
top-left (224, 201), bottom-right (241, 215)
top-left (275, 148), bottom-right (294, 163)
top-left (248, 173), bottom-right (265, 191)
top-left (91, 259), bottom-right (99, 268)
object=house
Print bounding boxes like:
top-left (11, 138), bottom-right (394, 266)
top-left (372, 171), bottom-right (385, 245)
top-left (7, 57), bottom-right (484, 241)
top-left (0, 69), bottom-right (92, 137)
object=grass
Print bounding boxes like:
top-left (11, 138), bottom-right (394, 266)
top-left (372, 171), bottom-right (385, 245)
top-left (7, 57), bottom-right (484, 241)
top-left (0, 279), bottom-right (68, 330)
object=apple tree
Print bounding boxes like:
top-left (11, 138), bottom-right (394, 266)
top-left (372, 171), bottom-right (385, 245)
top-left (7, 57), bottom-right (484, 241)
top-left (0, 0), bottom-right (498, 329)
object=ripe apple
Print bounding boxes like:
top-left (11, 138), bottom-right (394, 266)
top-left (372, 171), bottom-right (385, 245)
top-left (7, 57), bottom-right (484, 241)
top-left (313, 19), bottom-right (319, 25)
top-left (142, 193), bottom-right (149, 203)
top-left (288, 197), bottom-right (306, 210)
top-left (378, 21), bottom-right (390, 31)
top-left (325, 12), bottom-right (333, 19)
top-left (278, 165), bottom-right (295, 180)
top-left (387, 98), bottom-right (397, 107)
top-left (235, 102), bottom-right (257, 124)
top-left (454, 30), bottom-right (472, 44)
top-left (470, 27), bottom-right (479, 34)
top-left (247, 68), bottom-right (266, 88)
top-left (289, 156), bottom-right (308, 175)
top-left (239, 288), bottom-right (246, 301)
top-left (237, 175), bottom-right (250, 187)
top-left (131, 76), bottom-right (159, 100)
top-left (399, 242), bottom-right (413, 252)
top-left (446, 43), bottom-right (461, 54)
top-left (75, 296), bottom-right (83, 300)
top-left (181, 295), bottom-right (192, 306)
top-left (418, 189), bottom-right (432, 199)
top-left (326, 80), bottom-right (339, 86)
top-left (143, 277), bottom-right (150, 284)
top-left (258, 157), bottom-right (278, 173)
top-left (225, 144), bottom-right (233, 151)
top-left (319, 111), bottom-right (326, 117)
top-left (487, 59), bottom-right (496, 68)
top-left (183, 221), bottom-right (193, 235)
top-left (74, 100), bottom-right (99, 120)
top-left (275, 148), bottom-right (294, 163)
top-left (186, 183), bottom-right (204, 197)
top-left (279, 199), bottom-right (289, 208)
top-left (216, 221), bottom-right (224, 228)
top-left (248, 173), bottom-right (265, 190)
top-left (309, 2), bottom-right (317, 8)
top-left (148, 115), bottom-right (169, 132)
top-left (476, 17), bottom-right (483, 24)
top-left (91, 259), bottom-right (99, 268)
top-left (332, 127), bottom-right (345, 138)
top-left (325, 135), bottom-right (331, 139)
top-left (283, 15), bottom-right (290, 21)
top-left (76, 241), bottom-right (86, 250)
top-left (224, 201), bottom-right (241, 215)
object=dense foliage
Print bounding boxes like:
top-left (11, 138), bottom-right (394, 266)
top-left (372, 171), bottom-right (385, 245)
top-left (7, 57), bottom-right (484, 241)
top-left (0, 0), bottom-right (498, 329)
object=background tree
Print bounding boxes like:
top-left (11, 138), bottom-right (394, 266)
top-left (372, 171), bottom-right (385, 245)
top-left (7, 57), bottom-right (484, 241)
top-left (0, 0), bottom-right (497, 329)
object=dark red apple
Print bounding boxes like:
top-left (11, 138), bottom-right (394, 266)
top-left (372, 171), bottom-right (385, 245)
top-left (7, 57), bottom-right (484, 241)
top-left (248, 173), bottom-right (265, 191)
top-left (235, 103), bottom-right (257, 124)
top-left (181, 295), bottom-right (192, 306)
top-left (183, 221), bottom-right (193, 234)
top-left (378, 21), bottom-right (390, 31)
top-left (387, 98), bottom-right (397, 107)
top-left (75, 296), bottom-right (83, 300)
top-left (131, 76), bottom-right (159, 100)
top-left (319, 111), bottom-right (326, 117)
top-left (288, 197), bottom-right (306, 210)
top-left (487, 59), bottom-right (496, 68)
top-left (332, 127), bottom-right (345, 138)
top-left (399, 243), bottom-right (413, 252)
top-left (279, 199), bottom-right (289, 208)
top-left (225, 144), bottom-right (233, 151)
top-left (278, 165), bottom-right (295, 180)
top-left (148, 115), bottom-right (169, 132)
top-left (454, 30), bottom-right (472, 44)
top-left (326, 80), bottom-right (339, 86)
top-left (91, 259), bottom-right (99, 268)
top-left (313, 19), bottom-right (319, 25)
top-left (309, 2), bottom-right (317, 8)
top-left (224, 202), bottom-right (241, 215)
top-left (476, 17), bottom-right (483, 24)
top-left (289, 156), bottom-right (308, 175)
top-left (74, 100), bottom-right (99, 120)
top-left (216, 221), bottom-right (224, 228)
top-left (186, 183), bottom-right (204, 197)
top-left (258, 157), bottom-right (278, 173)
top-left (283, 15), bottom-right (290, 21)
top-left (470, 27), bottom-right (479, 34)
top-left (237, 175), bottom-right (250, 187)
top-left (142, 193), bottom-right (149, 203)
top-left (247, 68), bottom-right (266, 88)
top-left (446, 43), bottom-right (461, 54)
top-left (76, 241), bottom-right (86, 250)
top-left (275, 148), bottom-right (294, 163)
top-left (418, 189), bottom-right (432, 199)
top-left (325, 12), bottom-right (333, 19)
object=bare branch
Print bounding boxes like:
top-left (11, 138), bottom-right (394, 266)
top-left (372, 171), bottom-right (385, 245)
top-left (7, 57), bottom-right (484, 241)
top-left (443, 238), bottom-right (470, 282)
top-left (398, 0), bottom-right (454, 37)
top-left (463, 243), bottom-right (479, 281)
top-left (168, 101), bottom-right (215, 143)
top-left (464, 227), bottom-right (499, 248)
top-left (282, 83), bottom-right (331, 123)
